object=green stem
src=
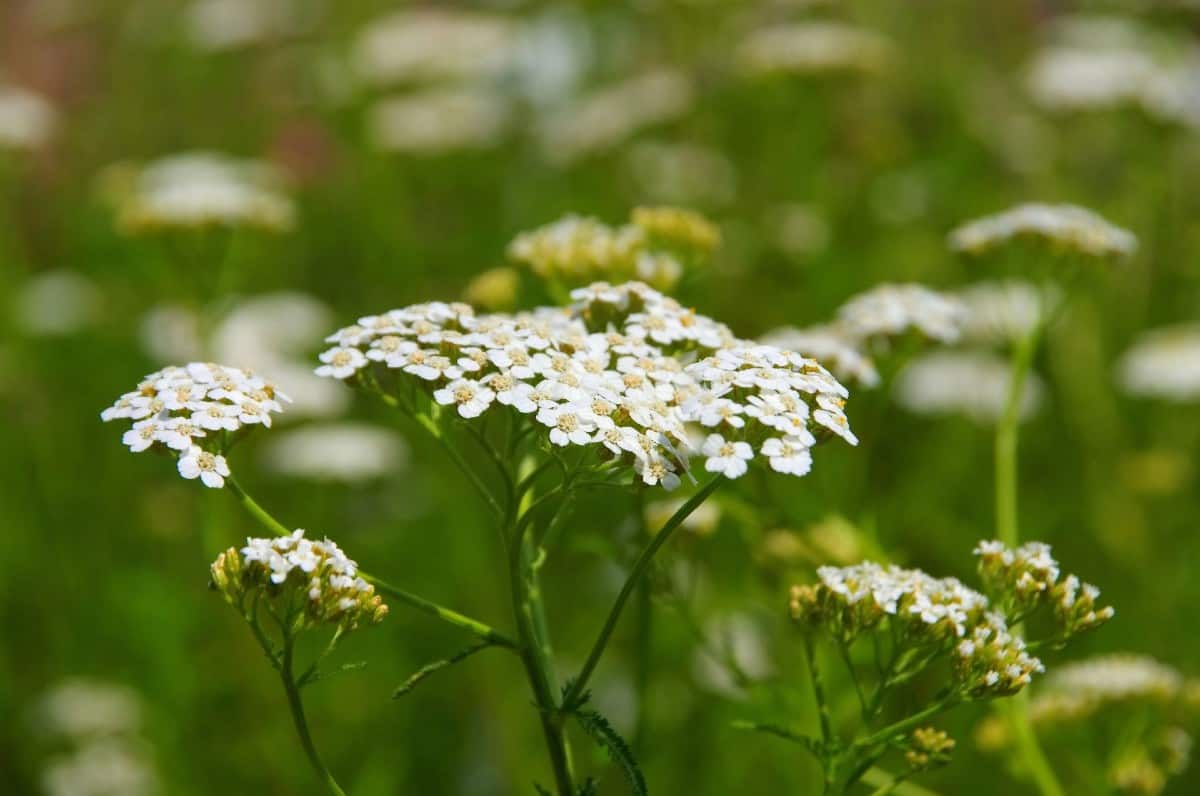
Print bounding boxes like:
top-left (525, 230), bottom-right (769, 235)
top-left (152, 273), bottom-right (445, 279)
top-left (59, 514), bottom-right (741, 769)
top-left (860, 768), bottom-right (943, 796)
top-left (281, 635), bottom-right (348, 796)
top-left (225, 476), bottom-right (516, 648)
top-left (994, 327), bottom-right (1039, 547)
top-left (802, 636), bottom-right (837, 794)
top-left (562, 477), bottom-right (722, 709)
top-left (993, 326), bottom-right (1065, 796)
top-left (1004, 694), bottom-right (1065, 796)
top-left (508, 508), bottom-right (576, 795)
top-left (853, 696), bottom-right (957, 754)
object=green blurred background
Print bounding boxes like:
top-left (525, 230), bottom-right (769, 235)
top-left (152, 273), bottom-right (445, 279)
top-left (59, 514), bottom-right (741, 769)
top-left (2, 0), bottom-right (1198, 793)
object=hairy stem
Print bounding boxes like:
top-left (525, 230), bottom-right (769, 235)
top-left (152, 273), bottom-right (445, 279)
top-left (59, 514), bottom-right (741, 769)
top-left (508, 508), bottom-right (575, 795)
top-left (562, 477), bottom-right (722, 709)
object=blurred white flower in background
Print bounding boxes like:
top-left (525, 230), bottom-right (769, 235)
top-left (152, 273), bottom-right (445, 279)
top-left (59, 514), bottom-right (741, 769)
top-left (1027, 15), bottom-right (1200, 129)
top-left (138, 305), bottom-right (203, 363)
top-left (43, 739), bottom-right (159, 796)
top-left (764, 203), bottom-right (830, 257)
top-left (260, 423), bottom-right (407, 482)
top-left (140, 293), bottom-right (351, 419)
top-left (185, 0), bottom-right (316, 51)
top-left (105, 152), bottom-right (295, 233)
top-left (14, 271), bottom-right (103, 337)
top-left (537, 69), bottom-right (694, 164)
top-left (351, 9), bottom-right (519, 87)
top-left (0, 84), bottom-right (56, 150)
top-left (367, 89), bottom-right (510, 154)
top-left (692, 613), bottom-right (774, 700)
top-left (837, 283), bottom-right (967, 345)
top-left (948, 203), bottom-right (1137, 259)
top-left (33, 679), bottom-right (159, 796)
top-left (956, 281), bottom-right (1061, 347)
top-left (626, 141), bottom-right (737, 207)
top-left (1118, 324), bottom-right (1200, 402)
top-left (509, 10), bottom-right (592, 107)
top-left (735, 22), bottom-right (893, 77)
top-left (33, 680), bottom-right (143, 740)
top-left (894, 351), bottom-right (1044, 423)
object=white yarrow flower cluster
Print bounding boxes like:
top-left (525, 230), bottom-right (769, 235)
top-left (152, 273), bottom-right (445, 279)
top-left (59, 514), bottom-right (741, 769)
top-left (101, 362), bottom-right (290, 488)
top-left (212, 530), bottom-right (388, 629)
top-left (792, 560), bottom-right (1040, 697)
top-left (761, 326), bottom-right (881, 388)
top-left (948, 203), bottom-right (1137, 259)
top-left (315, 281), bottom-right (855, 489)
top-left (1117, 323), bottom-right (1200, 402)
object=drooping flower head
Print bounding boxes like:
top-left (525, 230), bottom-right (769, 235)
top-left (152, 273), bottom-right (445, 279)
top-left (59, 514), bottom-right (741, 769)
top-left (210, 529), bottom-right (388, 631)
top-left (101, 362), bottom-right (289, 488)
top-left (314, 281), bottom-right (856, 490)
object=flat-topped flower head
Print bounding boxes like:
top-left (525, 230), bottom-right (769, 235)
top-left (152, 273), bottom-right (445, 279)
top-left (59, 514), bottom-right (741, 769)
top-left (314, 281), bottom-right (855, 489)
top-left (835, 283), bottom-right (967, 345)
top-left (1117, 323), bottom-right (1200, 403)
top-left (107, 152), bottom-right (295, 234)
top-left (949, 203), bottom-right (1136, 260)
top-left (101, 362), bottom-right (289, 488)
top-left (211, 530), bottom-right (388, 631)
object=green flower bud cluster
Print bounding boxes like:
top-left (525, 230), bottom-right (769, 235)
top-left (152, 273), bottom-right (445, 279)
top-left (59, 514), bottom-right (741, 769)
top-left (904, 726), bottom-right (955, 772)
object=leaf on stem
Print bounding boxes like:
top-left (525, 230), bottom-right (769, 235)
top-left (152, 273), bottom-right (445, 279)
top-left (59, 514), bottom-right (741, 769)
top-left (392, 641), bottom-right (495, 699)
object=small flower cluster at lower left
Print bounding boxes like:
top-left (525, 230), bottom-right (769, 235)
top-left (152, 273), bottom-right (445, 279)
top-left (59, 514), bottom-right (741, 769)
top-left (211, 530), bottom-right (388, 631)
top-left (101, 362), bottom-right (290, 488)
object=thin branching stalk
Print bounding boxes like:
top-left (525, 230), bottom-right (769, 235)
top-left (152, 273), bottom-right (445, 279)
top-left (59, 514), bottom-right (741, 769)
top-left (280, 634), bottom-right (348, 796)
top-left (562, 477), bottom-right (722, 709)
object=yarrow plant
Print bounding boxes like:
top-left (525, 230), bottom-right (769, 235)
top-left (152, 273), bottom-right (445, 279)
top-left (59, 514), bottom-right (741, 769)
top-left (737, 540), bottom-right (1113, 794)
top-left (104, 276), bottom-right (857, 795)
